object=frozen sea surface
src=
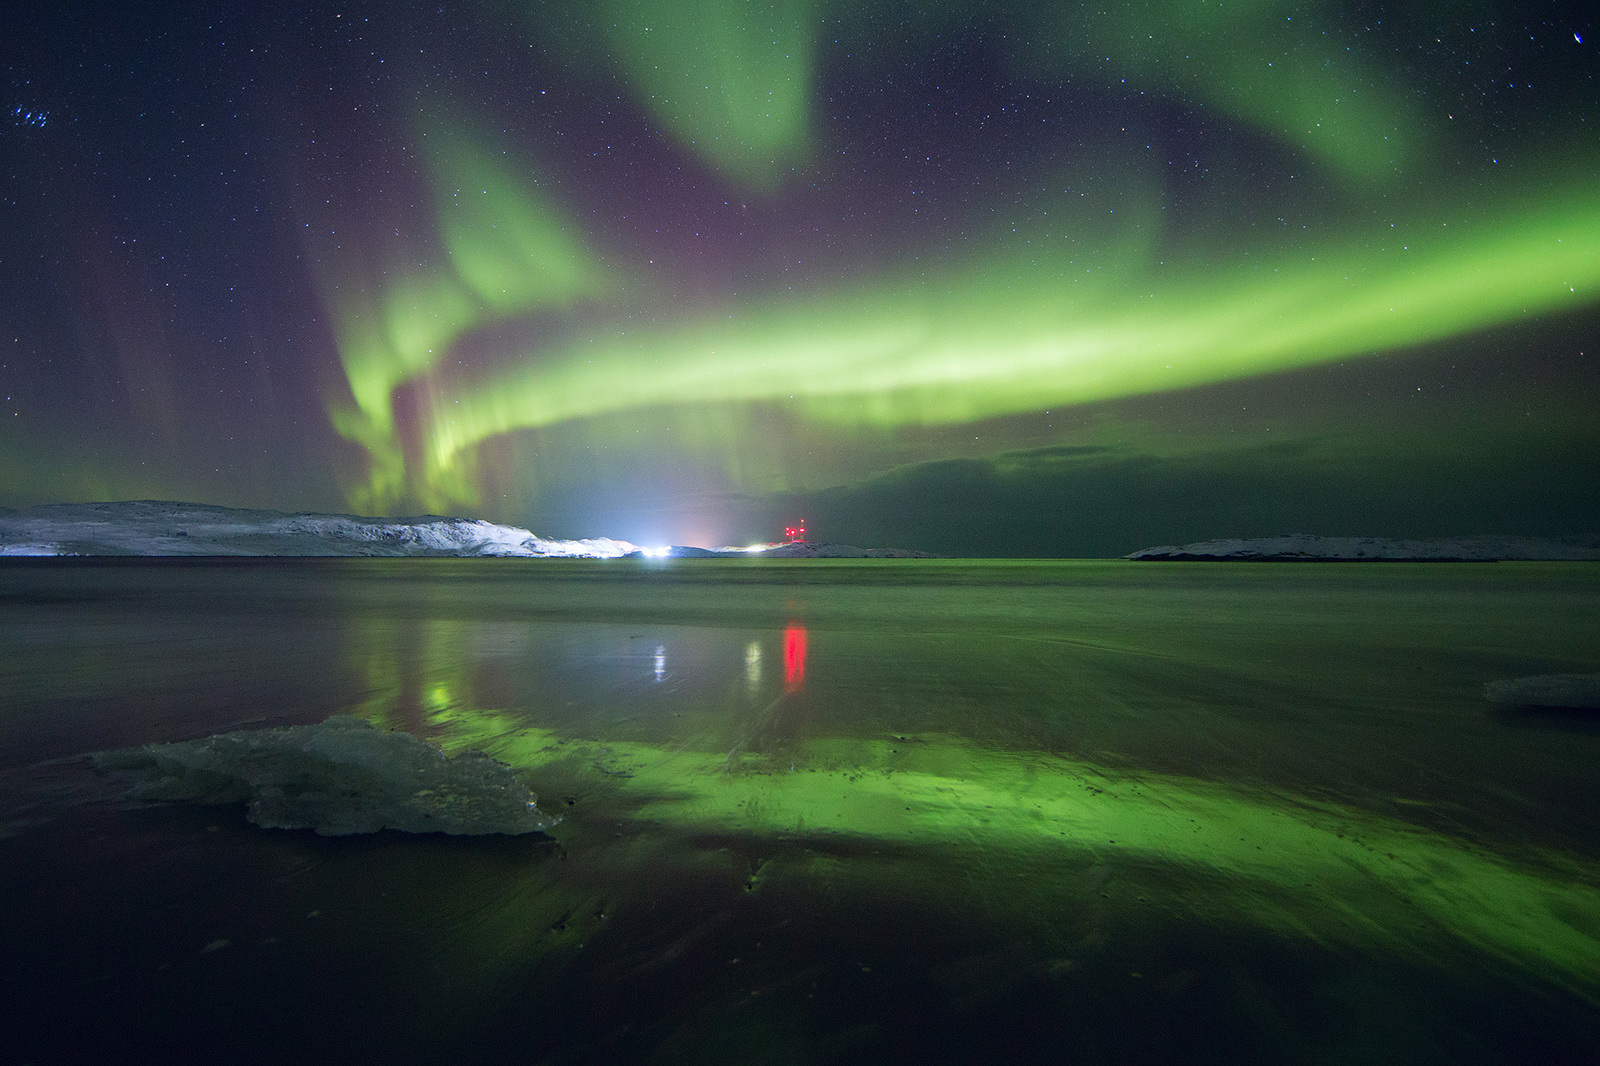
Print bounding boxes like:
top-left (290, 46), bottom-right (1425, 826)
top-left (2, 558), bottom-right (1598, 1064)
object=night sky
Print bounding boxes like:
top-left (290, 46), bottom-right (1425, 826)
top-left (2, 0), bottom-right (1596, 555)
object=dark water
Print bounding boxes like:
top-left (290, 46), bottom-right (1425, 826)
top-left (2, 558), bottom-right (1598, 1064)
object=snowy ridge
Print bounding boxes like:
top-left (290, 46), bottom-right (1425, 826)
top-left (1127, 534), bottom-right (1600, 562)
top-left (0, 501), bottom-right (639, 558)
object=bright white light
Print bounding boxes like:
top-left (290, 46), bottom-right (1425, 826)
top-left (642, 545), bottom-right (671, 558)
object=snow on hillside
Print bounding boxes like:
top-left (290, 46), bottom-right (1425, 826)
top-left (0, 501), bottom-right (639, 558)
top-left (1126, 534), bottom-right (1600, 561)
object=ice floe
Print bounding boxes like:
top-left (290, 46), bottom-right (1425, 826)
top-left (92, 716), bottom-right (557, 836)
top-left (1484, 674), bottom-right (1600, 710)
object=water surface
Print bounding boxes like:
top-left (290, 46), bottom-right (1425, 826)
top-left (3, 559), bottom-right (1598, 1064)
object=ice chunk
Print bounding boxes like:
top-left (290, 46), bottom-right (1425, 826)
top-left (1484, 674), bottom-right (1600, 710)
top-left (92, 716), bottom-right (556, 836)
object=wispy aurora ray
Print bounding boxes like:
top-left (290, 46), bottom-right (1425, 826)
top-left (1028, 0), bottom-right (1430, 183)
top-left (320, 113), bottom-right (609, 511)
top-left (580, 0), bottom-right (817, 189)
top-left (540, 0), bottom-right (1420, 189)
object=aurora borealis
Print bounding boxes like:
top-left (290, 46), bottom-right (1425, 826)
top-left (2, 1), bottom-right (1596, 552)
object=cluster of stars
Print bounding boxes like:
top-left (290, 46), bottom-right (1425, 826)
top-left (10, 106), bottom-right (48, 127)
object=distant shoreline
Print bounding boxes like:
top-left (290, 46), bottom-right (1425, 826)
top-left (5, 502), bottom-right (1597, 562)
top-left (0, 501), bottom-right (939, 559)
top-left (1126, 535), bottom-right (1600, 562)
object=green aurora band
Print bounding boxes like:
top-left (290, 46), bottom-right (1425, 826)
top-left (329, 170), bottom-right (1600, 511)
top-left (315, 1), bottom-right (1599, 514)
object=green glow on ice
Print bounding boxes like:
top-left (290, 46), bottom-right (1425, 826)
top-left (332, 570), bottom-right (1600, 1001)
top-left (442, 723), bottom-right (1600, 1000)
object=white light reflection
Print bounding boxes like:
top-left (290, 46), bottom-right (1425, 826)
top-left (745, 641), bottom-right (762, 693)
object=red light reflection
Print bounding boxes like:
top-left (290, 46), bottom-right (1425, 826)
top-left (783, 624), bottom-right (808, 691)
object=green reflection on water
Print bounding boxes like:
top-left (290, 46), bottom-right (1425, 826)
top-left (314, 561), bottom-right (1600, 1007)
top-left (353, 650), bottom-right (1600, 1006)
top-left (454, 723), bottom-right (1599, 1001)
top-left (10, 561), bottom-right (1600, 1060)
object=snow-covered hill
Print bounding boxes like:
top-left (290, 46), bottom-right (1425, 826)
top-left (1126, 534), bottom-right (1600, 561)
top-left (0, 501), bottom-right (639, 558)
